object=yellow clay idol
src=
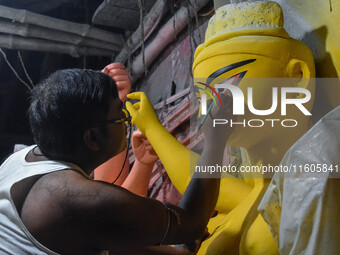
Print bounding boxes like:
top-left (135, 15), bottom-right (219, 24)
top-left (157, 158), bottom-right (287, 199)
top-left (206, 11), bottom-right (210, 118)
top-left (127, 1), bottom-right (315, 254)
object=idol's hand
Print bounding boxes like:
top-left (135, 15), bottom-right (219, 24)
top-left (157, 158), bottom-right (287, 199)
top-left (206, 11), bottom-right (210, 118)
top-left (126, 92), bottom-right (160, 135)
top-left (102, 63), bottom-right (131, 102)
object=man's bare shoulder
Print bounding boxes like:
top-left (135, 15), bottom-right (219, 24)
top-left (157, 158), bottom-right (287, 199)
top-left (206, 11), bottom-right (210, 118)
top-left (21, 169), bottom-right (131, 228)
top-left (20, 170), bottom-right (129, 254)
top-left (20, 169), bottom-right (167, 253)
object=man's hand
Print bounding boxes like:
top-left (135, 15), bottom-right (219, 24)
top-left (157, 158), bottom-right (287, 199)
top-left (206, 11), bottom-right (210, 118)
top-left (102, 63), bottom-right (131, 102)
top-left (132, 129), bottom-right (159, 165)
top-left (202, 93), bottom-right (234, 147)
top-left (126, 92), bottom-right (160, 135)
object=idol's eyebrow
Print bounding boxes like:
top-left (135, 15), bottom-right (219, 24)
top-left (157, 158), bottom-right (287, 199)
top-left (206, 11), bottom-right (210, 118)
top-left (206, 59), bottom-right (256, 85)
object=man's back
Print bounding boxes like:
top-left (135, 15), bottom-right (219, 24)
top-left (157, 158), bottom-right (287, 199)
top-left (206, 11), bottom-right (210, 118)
top-left (1, 146), bottom-right (180, 254)
top-left (0, 146), bottom-right (91, 254)
top-left (1, 146), bottom-right (153, 254)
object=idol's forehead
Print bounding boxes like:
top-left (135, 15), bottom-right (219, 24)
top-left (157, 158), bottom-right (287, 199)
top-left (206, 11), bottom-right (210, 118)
top-left (192, 35), bottom-right (305, 73)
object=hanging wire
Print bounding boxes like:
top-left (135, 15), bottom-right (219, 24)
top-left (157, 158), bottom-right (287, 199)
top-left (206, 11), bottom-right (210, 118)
top-left (138, 0), bottom-right (148, 76)
top-left (17, 51), bottom-right (34, 87)
top-left (192, 0), bottom-right (202, 43)
top-left (186, 0), bottom-right (195, 78)
top-left (125, 33), bottom-right (132, 74)
top-left (172, 0), bottom-right (179, 41)
top-left (202, 9), bottom-right (214, 17)
top-left (0, 48), bottom-right (32, 91)
top-left (173, 11), bottom-right (177, 41)
top-left (187, 0), bottom-right (199, 48)
top-left (83, 55), bottom-right (87, 69)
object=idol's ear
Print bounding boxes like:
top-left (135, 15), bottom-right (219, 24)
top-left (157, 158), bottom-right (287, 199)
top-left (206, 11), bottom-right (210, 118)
top-left (286, 59), bottom-right (314, 99)
top-left (83, 128), bottom-right (100, 151)
top-left (286, 59), bottom-right (311, 87)
top-left (286, 58), bottom-right (315, 113)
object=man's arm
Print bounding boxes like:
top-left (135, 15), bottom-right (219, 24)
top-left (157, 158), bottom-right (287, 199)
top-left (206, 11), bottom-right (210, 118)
top-left (53, 165), bottom-right (217, 252)
top-left (113, 245), bottom-right (192, 255)
top-left (63, 93), bottom-right (232, 252)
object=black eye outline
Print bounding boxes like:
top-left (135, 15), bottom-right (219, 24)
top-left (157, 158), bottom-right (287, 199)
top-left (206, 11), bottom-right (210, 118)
top-left (214, 70), bottom-right (248, 94)
top-left (206, 59), bottom-right (256, 84)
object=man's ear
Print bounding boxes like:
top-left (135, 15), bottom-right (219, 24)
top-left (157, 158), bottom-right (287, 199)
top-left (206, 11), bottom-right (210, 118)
top-left (83, 128), bottom-right (100, 151)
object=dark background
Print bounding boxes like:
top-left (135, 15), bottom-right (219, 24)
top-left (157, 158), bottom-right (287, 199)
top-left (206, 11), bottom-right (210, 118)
top-left (0, 0), bottom-right (113, 162)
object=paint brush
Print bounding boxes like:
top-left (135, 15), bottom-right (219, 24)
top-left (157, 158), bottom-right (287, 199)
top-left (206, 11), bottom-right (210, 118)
top-left (198, 100), bottom-right (214, 130)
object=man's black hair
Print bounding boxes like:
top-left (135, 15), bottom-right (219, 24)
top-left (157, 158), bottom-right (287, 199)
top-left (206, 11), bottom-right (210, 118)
top-left (29, 69), bottom-right (119, 158)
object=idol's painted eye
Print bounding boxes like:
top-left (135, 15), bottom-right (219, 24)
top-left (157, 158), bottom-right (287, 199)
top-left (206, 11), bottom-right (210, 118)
top-left (214, 71), bottom-right (248, 94)
top-left (206, 59), bottom-right (256, 82)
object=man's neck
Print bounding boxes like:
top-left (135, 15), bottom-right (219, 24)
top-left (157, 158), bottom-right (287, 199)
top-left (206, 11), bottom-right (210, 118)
top-left (28, 146), bottom-right (96, 176)
top-left (26, 146), bottom-right (49, 162)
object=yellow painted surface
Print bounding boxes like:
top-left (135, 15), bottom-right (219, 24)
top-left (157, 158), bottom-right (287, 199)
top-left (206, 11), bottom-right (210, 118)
top-left (204, 1), bottom-right (288, 47)
top-left (192, 2), bottom-right (315, 254)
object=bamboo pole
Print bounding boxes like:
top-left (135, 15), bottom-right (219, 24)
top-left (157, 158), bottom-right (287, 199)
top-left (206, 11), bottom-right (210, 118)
top-left (0, 5), bottom-right (122, 47)
top-left (114, 0), bottom-right (168, 63)
top-left (0, 34), bottom-right (112, 57)
top-left (130, 0), bottom-right (209, 81)
top-left (0, 19), bottom-right (120, 52)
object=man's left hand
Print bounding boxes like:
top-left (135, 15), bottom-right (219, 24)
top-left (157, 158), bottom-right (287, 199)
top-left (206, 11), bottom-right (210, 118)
top-left (132, 129), bottom-right (159, 165)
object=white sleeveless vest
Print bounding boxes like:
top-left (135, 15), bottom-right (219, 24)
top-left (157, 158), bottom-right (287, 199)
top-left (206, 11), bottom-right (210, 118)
top-left (0, 145), bottom-right (89, 254)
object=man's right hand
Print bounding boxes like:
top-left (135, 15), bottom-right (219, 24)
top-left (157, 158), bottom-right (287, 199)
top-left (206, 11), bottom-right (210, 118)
top-left (202, 93), bottom-right (234, 149)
